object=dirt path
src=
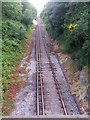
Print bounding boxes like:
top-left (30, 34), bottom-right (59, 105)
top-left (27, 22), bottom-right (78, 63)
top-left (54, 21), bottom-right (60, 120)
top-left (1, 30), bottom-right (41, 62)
top-left (11, 18), bottom-right (81, 116)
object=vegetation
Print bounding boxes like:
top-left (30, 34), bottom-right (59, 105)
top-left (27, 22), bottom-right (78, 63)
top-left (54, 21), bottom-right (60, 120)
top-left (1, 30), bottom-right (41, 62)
top-left (41, 2), bottom-right (88, 70)
top-left (2, 2), bottom-right (37, 93)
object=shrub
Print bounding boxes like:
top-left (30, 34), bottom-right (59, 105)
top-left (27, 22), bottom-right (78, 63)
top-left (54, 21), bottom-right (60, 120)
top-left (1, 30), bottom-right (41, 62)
top-left (2, 2), bottom-right (22, 21)
top-left (2, 20), bottom-right (26, 40)
top-left (2, 2), bottom-right (37, 93)
top-left (41, 2), bottom-right (88, 69)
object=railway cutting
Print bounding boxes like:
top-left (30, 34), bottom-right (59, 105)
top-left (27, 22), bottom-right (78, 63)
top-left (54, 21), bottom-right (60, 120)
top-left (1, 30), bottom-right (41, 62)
top-left (11, 18), bottom-right (81, 116)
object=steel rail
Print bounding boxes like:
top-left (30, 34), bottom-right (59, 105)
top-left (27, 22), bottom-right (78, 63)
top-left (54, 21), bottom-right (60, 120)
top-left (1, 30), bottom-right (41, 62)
top-left (36, 26), bottom-right (39, 116)
top-left (40, 18), bottom-right (81, 114)
top-left (39, 21), bottom-right (68, 115)
top-left (38, 24), bottom-right (45, 115)
top-left (55, 53), bottom-right (82, 114)
top-left (36, 23), bottom-right (45, 115)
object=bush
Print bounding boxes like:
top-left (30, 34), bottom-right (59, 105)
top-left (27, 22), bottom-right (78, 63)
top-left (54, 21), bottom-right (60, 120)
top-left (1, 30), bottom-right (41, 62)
top-left (2, 38), bottom-right (22, 91)
top-left (41, 2), bottom-right (88, 69)
top-left (21, 2), bottom-right (37, 26)
top-left (2, 20), bottom-right (26, 40)
top-left (2, 2), bottom-right (22, 21)
top-left (2, 2), bottom-right (37, 92)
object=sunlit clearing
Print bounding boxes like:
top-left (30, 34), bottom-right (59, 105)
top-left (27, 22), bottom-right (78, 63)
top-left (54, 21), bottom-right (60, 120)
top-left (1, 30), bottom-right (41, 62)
top-left (29, 0), bottom-right (49, 15)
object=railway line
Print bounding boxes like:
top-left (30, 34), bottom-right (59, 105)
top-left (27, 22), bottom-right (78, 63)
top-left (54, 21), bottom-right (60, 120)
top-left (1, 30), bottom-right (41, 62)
top-left (11, 18), bottom-right (82, 116)
top-left (35, 18), bottom-right (81, 115)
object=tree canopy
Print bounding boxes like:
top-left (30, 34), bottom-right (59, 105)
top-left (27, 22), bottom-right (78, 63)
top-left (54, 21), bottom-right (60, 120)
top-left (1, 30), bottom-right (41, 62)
top-left (41, 2), bottom-right (88, 70)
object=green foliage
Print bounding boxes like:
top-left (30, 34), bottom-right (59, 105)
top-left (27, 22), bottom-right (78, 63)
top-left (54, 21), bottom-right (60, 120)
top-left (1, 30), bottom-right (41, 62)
top-left (41, 2), bottom-right (88, 70)
top-left (2, 20), bottom-right (26, 40)
top-left (2, 2), bottom-right (22, 21)
top-left (2, 2), bottom-right (37, 92)
top-left (41, 2), bottom-right (69, 39)
top-left (22, 9), bottom-right (33, 25)
top-left (21, 2), bottom-right (37, 26)
top-left (2, 38), bottom-right (23, 91)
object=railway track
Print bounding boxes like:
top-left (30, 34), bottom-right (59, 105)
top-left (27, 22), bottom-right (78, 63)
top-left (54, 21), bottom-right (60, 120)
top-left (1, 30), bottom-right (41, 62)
top-left (35, 18), bottom-right (81, 115)
top-left (36, 24), bottom-right (45, 115)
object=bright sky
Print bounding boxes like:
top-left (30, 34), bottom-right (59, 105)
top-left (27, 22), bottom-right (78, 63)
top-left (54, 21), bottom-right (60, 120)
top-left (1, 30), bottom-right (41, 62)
top-left (29, 0), bottom-right (49, 15)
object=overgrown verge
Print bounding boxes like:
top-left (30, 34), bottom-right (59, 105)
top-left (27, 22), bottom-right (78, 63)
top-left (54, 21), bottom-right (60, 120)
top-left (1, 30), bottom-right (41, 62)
top-left (2, 37), bottom-right (34, 115)
top-left (2, 2), bottom-right (37, 115)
